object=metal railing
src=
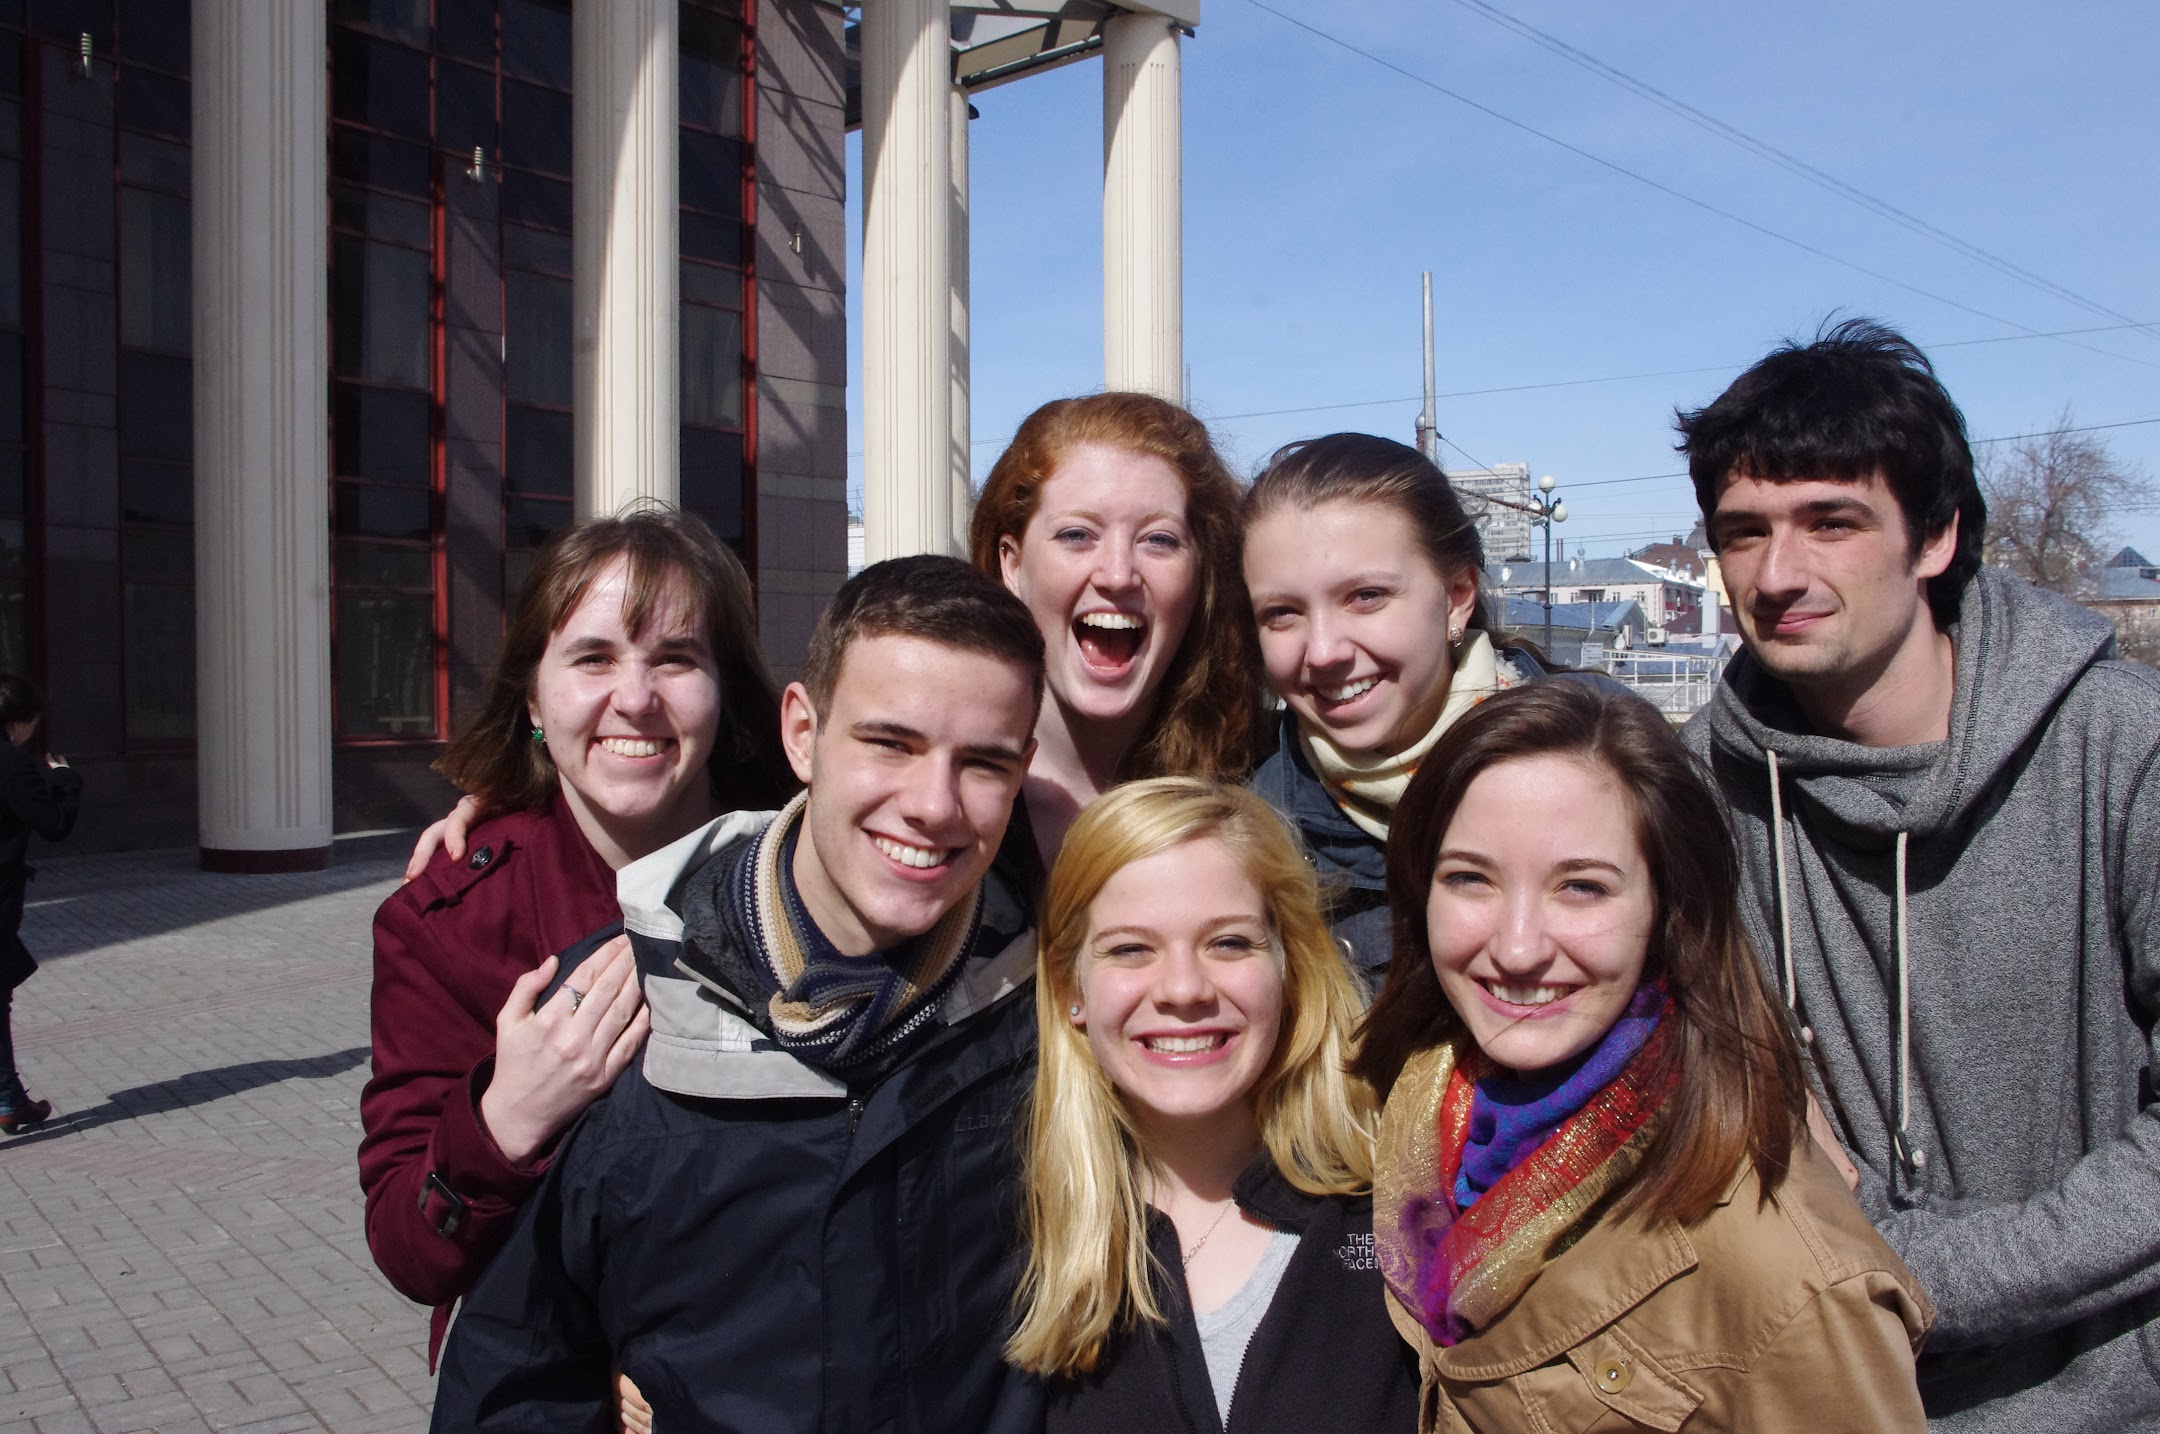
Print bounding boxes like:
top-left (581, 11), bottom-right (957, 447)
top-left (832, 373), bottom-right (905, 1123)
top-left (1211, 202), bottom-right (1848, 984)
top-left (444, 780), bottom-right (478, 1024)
top-left (1586, 650), bottom-right (1731, 717)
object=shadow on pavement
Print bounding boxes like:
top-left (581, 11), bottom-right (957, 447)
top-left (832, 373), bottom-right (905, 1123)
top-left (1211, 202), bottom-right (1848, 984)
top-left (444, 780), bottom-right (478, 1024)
top-left (0, 1046), bottom-right (371, 1150)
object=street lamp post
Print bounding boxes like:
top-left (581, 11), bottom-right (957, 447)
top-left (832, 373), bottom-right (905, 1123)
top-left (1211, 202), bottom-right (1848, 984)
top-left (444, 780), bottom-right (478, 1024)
top-left (1530, 473), bottom-right (1567, 655)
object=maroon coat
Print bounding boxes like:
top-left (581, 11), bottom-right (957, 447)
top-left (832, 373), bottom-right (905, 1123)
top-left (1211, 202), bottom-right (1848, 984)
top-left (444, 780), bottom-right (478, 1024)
top-left (358, 793), bottom-right (618, 1355)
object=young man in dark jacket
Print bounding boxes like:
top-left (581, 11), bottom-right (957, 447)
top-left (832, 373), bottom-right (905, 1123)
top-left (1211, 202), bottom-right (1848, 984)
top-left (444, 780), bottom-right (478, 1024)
top-left (433, 556), bottom-right (1048, 1434)
top-left (1679, 321), bottom-right (2160, 1432)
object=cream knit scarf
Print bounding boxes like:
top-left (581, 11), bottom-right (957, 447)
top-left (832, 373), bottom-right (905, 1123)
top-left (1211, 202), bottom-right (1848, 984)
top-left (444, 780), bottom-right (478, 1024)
top-left (1301, 631), bottom-right (1502, 842)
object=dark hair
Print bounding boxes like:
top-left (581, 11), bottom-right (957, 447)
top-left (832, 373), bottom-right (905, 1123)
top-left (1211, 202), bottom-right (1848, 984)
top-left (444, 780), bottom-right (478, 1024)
top-left (438, 508), bottom-right (794, 813)
top-left (1676, 317), bottom-right (1987, 628)
top-left (969, 391), bottom-right (1261, 780)
top-left (0, 674), bottom-right (43, 728)
top-left (1244, 433), bottom-right (1494, 635)
top-left (1351, 681), bottom-right (1807, 1225)
top-left (801, 554), bottom-right (1046, 717)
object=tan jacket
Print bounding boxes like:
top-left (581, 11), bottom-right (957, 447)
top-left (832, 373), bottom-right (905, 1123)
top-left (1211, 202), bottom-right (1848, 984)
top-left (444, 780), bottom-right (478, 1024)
top-left (1377, 1045), bottom-right (1935, 1433)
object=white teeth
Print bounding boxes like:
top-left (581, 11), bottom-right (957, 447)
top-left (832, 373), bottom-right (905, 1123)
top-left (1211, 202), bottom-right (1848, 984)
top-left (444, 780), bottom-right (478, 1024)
top-left (873, 835), bottom-right (946, 870)
top-left (1320, 677), bottom-right (1377, 703)
top-left (1486, 982), bottom-right (1567, 1007)
top-left (1078, 612), bottom-right (1143, 631)
top-left (1143, 1033), bottom-right (1225, 1054)
top-left (599, 737), bottom-right (662, 757)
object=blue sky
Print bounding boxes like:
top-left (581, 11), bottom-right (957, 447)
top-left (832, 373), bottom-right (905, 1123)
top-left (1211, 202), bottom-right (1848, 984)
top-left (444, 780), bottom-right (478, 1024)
top-left (845, 0), bottom-right (2160, 562)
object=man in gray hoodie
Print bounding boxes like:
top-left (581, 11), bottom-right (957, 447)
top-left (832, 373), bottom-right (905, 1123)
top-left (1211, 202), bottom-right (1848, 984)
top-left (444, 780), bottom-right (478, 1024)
top-left (1679, 320), bottom-right (2160, 1431)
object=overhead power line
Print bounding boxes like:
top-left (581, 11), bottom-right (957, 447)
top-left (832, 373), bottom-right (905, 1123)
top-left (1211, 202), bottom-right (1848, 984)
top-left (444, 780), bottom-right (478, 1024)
top-left (1445, 0), bottom-right (2156, 344)
top-left (1233, 0), bottom-right (2160, 372)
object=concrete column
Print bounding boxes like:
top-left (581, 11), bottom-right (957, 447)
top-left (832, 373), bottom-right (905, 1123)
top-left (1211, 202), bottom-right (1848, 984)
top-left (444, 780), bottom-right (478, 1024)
top-left (949, 83), bottom-right (972, 555)
top-left (860, 0), bottom-right (954, 561)
top-left (191, 0), bottom-right (332, 870)
top-left (1102, 12), bottom-right (1182, 402)
top-left (574, 0), bottom-right (679, 518)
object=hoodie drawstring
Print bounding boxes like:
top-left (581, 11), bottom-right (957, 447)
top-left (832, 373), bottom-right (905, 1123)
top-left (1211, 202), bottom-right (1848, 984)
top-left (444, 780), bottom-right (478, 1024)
top-left (1766, 750), bottom-right (1797, 1013)
top-left (1893, 831), bottom-right (1925, 1171)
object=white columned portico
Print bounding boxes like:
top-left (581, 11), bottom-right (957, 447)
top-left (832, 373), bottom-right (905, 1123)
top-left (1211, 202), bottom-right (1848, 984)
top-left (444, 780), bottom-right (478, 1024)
top-left (1102, 10), bottom-right (1182, 402)
top-left (861, 0), bottom-right (955, 561)
top-left (191, 0), bottom-right (332, 871)
top-left (949, 83), bottom-right (972, 555)
top-left (573, 0), bottom-right (679, 518)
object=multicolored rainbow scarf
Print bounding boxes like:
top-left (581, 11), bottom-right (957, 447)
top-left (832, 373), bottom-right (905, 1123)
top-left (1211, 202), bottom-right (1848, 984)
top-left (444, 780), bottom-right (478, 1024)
top-left (1378, 985), bottom-right (1675, 1346)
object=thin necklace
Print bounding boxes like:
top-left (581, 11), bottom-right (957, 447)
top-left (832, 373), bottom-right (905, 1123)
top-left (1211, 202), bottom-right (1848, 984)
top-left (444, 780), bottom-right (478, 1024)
top-left (1181, 1200), bottom-right (1237, 1265)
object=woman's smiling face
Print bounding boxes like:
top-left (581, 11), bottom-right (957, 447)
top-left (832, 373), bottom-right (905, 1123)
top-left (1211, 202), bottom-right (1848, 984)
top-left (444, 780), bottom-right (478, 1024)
top-left (1424, 754), bottom-right (1656, 1074)
top-left (999, 444), bottom-right (1200, 734)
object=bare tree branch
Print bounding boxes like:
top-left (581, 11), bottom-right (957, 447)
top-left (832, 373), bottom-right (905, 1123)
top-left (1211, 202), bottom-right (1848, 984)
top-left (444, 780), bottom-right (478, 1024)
top-left (1979, 408), bottom-right (2155, 598)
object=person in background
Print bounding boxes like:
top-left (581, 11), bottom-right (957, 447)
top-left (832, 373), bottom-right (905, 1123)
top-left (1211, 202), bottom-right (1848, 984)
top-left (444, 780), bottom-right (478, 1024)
top-left (431, 556), bottom-right (1047, 1433)
top-left (1010, 777), bottom-right (1418, 1434)
top-left (1359, 681), bottom-right (1930, 1431)
top-left (1679, 320), bottom-right (2160, 1430)
top-left (971, 391), bottom-right (1264, 888)
top-left (1243, 433), bottom-right (1589, 989)
top-left (359, 508), bottom-right (792, 1370)
top-left (0, 674), bottom-right (81, 1135)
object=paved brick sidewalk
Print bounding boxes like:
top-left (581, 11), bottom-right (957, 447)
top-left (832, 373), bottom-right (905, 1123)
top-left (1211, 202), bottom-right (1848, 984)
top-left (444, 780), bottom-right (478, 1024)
top-left (0, 836), bottom-right (438, 1433)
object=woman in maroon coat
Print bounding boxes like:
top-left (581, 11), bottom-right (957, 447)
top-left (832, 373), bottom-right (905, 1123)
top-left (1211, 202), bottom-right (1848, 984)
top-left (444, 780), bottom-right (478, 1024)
top-left (358, 510), bottom-right (793, 1358)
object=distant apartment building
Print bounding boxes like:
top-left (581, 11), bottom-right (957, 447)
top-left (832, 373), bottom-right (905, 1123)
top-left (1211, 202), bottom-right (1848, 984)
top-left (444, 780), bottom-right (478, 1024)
top-left (1485, 556), bottom-right (1706, 637)
top-left (1448, 462), bottom-right (1533, 561)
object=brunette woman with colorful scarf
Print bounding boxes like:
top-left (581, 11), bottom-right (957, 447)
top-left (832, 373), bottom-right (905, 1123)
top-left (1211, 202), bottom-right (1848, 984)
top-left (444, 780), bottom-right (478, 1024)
top-left (1008, 778), bottom-right (1418, 1434)
top-left (1354, 681), bottom-right (1931, 1431)
top-left (1244, 434), bottom-right (1600, 993)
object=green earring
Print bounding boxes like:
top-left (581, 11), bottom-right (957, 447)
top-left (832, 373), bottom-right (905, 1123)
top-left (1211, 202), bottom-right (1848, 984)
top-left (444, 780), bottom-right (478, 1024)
top-left (529, 723), bottom-right (545, 743)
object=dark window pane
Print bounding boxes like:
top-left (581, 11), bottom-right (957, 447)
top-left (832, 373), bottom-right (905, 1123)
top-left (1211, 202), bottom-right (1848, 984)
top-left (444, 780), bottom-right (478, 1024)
top-left (0, 449), bottom-right (22, 513)
top-left (506, 494), bottom-right (571, 550)
top-left (679, 10), bottom-right (744, 137)
top-left (500, 168), bottom-right (570, 230)
top-left (122, 524), bottom-right (190, 581)
top-left (333, 383), bottom-right (431, 484)
top-left (501, 79), bottom-right (570, 175)
top-left (335, 480), bottom-right (432, 540)
top-left (121, 458), bottom-right (191, 523)
top-left (506, 405), bottom-right (571, 496)
top-left (30, 0), bottom-right (111, 51)
top-left (117, 0), bottom-right (187, 70)
top-left (679, 130), bottom-right (743, 217)
top-left (118, 131), bottom-right (188, 191)
top-left (331, 183), bottom-right (430, 247)
top-left (333, 235), bottom-right (431, 387)
top-left (124, 574), bottom-right (194, 743)
top-left (332, 125), bottom-right (432, 195)
top-left (681, 260), bottom-right (741, 309)
top-left (331, 0), bottom-right (427, 47)
top-left (0, 33), bottom-right (21, 98)
top-left (332, 29), bottom-right (430, 141)
top-left (438, 59), bottom-right (495, 158)
top-left (436, 0), bottom-right (493, 62)
top-left (502, 0), bottom-right (570, 89)
top-left (681, 211), bottom-right (744, 266)
top-left (0, 100), bottom-right (19, 158)
top-left (681, 304), bottom-right (742, 429)
top-left (118, 351), bottom-right (191, 460)
top-left (337, 538), bottom-right (432, 589)
top-left (0, 160), bottom-right (18, 329)
top-left (0, 335), bottom-right (21, 447)
top-left (115, 68), bottom-right (188, 138)
top-left (503, 223), bottom-right (571, 275)
top-left (505, 271), bottom-right (571, 406)
top-left (119, 186), bottom-right (190, 353)
top-left (680, 426), bottom-right (742, 540)
top-left (0, 518), bottom-right (22, 677)
top-left (336, 589), bottom-right (437, 736)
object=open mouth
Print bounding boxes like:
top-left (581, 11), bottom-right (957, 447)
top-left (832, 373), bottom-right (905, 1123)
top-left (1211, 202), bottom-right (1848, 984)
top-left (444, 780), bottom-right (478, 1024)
top-left (1315, 676), bottom-right (1378, 705)
top-left (598, 736), bottom-right (668, 758)
top-left (1142, 1031), bottom-right (1228, 1054)
top-left (1480, 980), bottom-right (1572, 1010)
top-left (872, 833), bottom-right (955, 873)
top-left (1074, 611), bottom-right (1146, 674)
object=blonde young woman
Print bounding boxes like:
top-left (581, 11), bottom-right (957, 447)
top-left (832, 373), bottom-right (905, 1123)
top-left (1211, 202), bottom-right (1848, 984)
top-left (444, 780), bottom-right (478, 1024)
top-left (1009, 778), bottom-right (1418, 1434)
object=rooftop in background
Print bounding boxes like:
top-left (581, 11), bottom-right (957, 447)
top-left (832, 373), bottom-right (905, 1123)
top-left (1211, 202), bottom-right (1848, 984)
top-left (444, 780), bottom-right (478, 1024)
top-left (1485, 555), bottom-right (1706, 589)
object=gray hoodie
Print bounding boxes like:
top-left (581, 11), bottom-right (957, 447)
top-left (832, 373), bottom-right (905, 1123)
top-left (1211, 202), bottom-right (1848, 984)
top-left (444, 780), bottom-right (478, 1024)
top-left (1685, 567), bottom-right (2160, 1432)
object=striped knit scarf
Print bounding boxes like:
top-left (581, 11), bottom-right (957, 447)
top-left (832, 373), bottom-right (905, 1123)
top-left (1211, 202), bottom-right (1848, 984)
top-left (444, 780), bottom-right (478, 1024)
top-left (730, 792), bottom-right (981, 1076)
top-left (1381, 985), bottom-right (1674, 1346)
top-left (1301, 631), bottom-right (1506, 842)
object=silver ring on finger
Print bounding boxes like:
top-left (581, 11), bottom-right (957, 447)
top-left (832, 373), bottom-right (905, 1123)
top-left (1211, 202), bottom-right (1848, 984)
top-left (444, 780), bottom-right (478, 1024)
top-left (567, 986), bottom-right (586, 1013)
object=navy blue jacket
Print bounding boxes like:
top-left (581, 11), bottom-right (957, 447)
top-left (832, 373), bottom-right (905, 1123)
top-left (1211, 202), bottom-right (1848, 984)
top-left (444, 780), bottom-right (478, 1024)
top-left (432, 812), bottom-right (1046, 1434)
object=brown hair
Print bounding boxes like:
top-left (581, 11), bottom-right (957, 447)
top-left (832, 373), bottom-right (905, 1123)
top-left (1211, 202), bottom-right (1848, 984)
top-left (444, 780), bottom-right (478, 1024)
top-left (799, 554), bottom-right (1046, 717)
top-left (437, 508), bottom-right (794, 813)
top-left (968, 392), bottom-right (1261, 780)
top-left (1351, 681), bottom-right (1806, 1225)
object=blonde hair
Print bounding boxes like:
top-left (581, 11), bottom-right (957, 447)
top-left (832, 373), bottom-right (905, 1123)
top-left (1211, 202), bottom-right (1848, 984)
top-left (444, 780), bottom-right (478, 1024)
top-left (1006, 778), bottom-right (1375, 1378)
